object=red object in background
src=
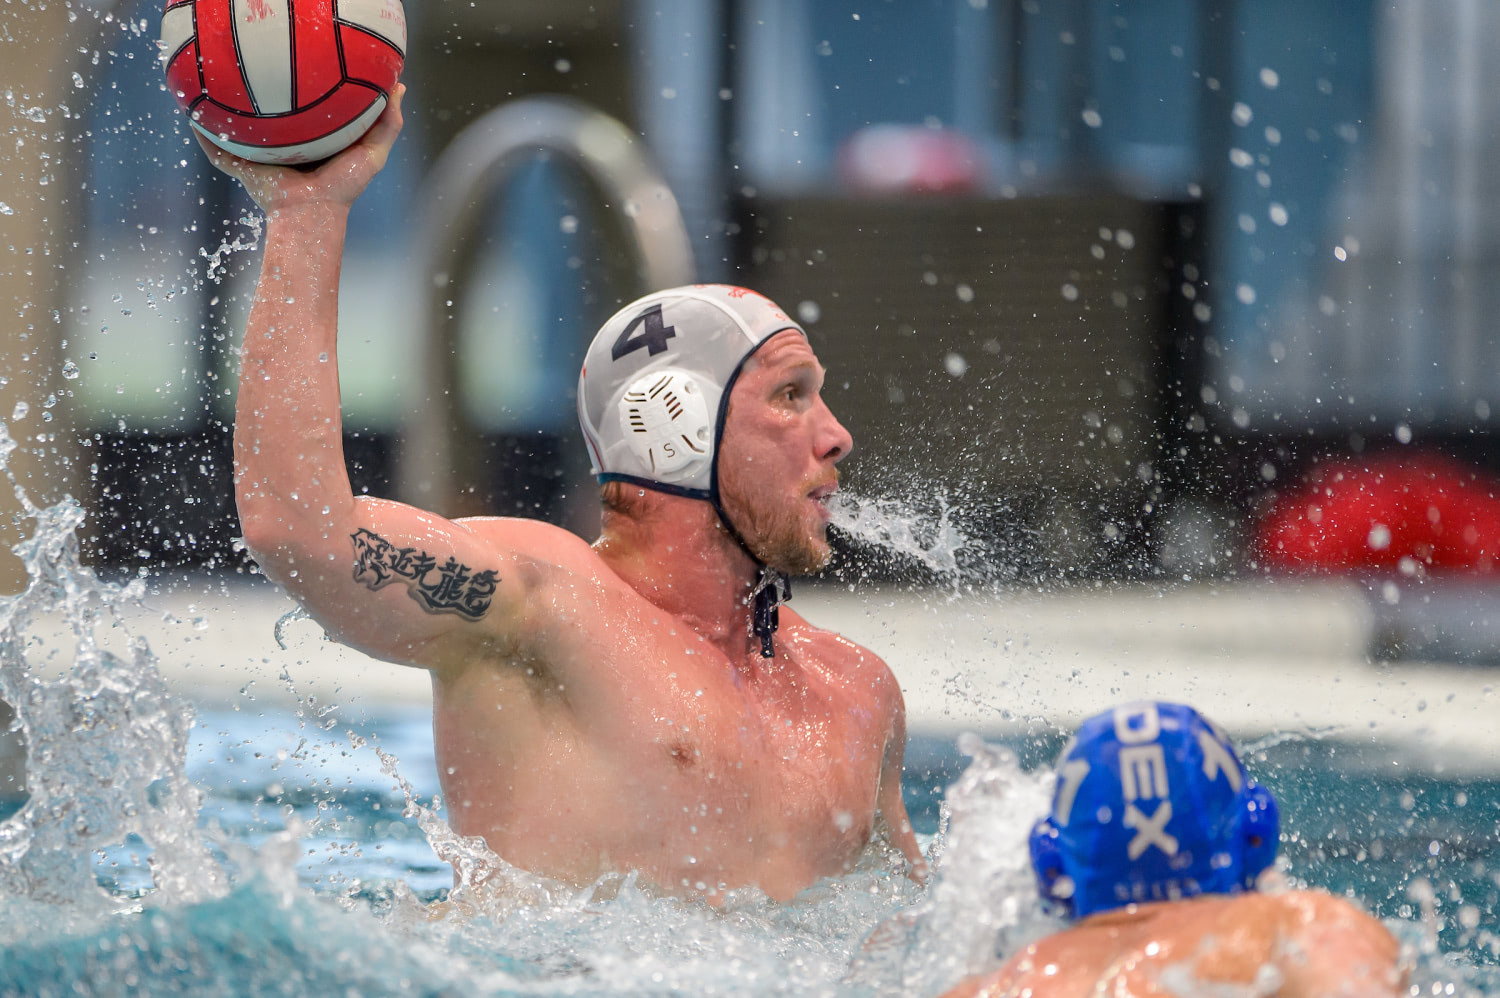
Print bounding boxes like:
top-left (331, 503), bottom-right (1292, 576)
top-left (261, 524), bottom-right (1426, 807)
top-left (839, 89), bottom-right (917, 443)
top-left (836, 125), bottom-right (983, 194)
top-left (1256, 454), bottom-right (1500, 574)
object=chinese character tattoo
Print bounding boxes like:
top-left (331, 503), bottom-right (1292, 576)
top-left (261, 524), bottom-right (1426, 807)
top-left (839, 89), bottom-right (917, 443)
top-left (350, 528), bottom-right (498, 619)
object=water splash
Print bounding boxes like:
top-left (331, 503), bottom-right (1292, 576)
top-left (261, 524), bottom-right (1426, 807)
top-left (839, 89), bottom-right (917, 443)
top-left (846, 734), bottom-right (1053, 995)
top-left (828, 490), bottom-right (971, 578)
top-left (372, 742), bottom-right (571, 918)
top-left (198, 213), bottom-right (263, 285)
top-left (273, 605), bottom-right (312, 651)
top-left (0, 421), bottom-right (223, 911)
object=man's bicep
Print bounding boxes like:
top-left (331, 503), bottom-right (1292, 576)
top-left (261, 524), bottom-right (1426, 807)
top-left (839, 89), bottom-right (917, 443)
top-left (261, 496), bottom-right (540, 670)
top-left (346, 509), bottom-right (510, 622)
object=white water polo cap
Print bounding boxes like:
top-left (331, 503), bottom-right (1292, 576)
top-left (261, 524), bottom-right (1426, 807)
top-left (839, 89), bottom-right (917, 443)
top-left (578, 285), bottom-right (806, 499)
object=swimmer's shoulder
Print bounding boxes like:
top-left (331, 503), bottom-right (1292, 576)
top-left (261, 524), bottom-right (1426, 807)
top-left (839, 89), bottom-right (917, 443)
top-left (1272, 888), bottom-right (1397, 945)
top-left (1269, 887), bottom-right (1387, 928)
top-left (1260, 889), bottom-right (1404, 995)
top-left (453, 515), bottom-right (610, 577)
top-left (781, 608), bottom-right (901, 696)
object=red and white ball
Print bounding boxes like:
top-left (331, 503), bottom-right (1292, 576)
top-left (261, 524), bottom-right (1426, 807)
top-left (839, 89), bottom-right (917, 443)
top-left (160, 0), bottom-right (405, 166)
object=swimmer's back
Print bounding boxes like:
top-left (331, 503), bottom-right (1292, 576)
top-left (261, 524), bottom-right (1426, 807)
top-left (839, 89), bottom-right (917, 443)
top-left (944, 890), bottom-right (1401, 998)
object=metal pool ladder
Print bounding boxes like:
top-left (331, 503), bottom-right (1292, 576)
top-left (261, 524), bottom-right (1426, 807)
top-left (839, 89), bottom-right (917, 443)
top-left (397, 95), bottom-right (697, 514)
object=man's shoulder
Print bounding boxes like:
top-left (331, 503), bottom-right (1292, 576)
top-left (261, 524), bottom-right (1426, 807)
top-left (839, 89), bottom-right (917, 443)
top-left (1267, 888), bottom-right (1390, 932)
top-left (1221, 888), bottom-right (1396, 962)
top-left (456, 515), bottom-right (606, 574)
top-left (783, 609), bottom-right (900, 693)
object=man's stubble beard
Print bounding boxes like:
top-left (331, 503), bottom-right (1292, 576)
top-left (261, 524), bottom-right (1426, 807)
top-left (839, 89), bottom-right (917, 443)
top-left (718, 470), bottom-right (832, 576)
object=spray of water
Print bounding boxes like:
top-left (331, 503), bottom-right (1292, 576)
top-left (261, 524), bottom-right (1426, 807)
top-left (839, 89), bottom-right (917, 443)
top-left (198, 213), bottom-right (264, 286)
top-left (845, 734), bottom-right (1054, 995)
top-left (0, 421), bottom-right (223, 911)
top-left (828, 490), bottom-right (971, 579)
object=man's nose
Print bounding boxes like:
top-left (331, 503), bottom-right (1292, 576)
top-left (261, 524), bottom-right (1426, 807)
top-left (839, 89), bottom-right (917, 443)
top-left (815, 399), bottom-right (854, 464)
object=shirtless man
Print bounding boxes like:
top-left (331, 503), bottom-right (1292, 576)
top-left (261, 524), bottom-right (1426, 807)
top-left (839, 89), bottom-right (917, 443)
top-left (204, 87), bottom-right (925, 901)
top-left (942, 702), bottom-right (1402, 997)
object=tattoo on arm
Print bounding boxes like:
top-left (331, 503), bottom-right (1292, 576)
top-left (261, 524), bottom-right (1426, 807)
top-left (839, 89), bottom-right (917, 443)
top-left (350, 528), bottom-right (499, 619)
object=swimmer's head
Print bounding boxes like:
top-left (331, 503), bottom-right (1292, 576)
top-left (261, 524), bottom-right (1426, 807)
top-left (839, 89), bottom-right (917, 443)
top-left (580, 285), bottom-right (850, 573)
top-left (1028, 701), bottom-right (1280, 920)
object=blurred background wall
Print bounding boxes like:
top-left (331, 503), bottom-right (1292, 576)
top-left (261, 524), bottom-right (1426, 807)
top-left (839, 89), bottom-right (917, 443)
top-left (3, 0), bottom-right (1498, 606)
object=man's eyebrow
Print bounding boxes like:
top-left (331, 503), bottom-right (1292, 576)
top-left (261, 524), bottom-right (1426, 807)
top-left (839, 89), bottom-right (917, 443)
top-left (778, 359), bottom-right (824, 380)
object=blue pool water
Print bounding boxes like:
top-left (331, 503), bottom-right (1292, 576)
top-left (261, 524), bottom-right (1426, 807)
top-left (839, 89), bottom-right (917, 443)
top-left (6, 703), bottom-right (1498, 996)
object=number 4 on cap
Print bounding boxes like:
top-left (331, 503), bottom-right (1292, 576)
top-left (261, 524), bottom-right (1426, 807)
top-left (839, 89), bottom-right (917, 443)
top-left (612, 304), bottom-right (677, 360)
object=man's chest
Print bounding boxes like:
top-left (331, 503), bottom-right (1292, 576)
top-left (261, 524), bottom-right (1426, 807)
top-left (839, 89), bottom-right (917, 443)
top-left (617, 647), bottom-right (887, 814)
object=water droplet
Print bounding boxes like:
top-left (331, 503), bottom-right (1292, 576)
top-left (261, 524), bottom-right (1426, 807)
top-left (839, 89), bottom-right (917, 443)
top-left (1080, 108), bottom-right (1102, 128)
top-left (943, 352), bottom-right (967, 378)
top-left (0, 202), bottom-right (11, 216)
top-left (10, 401), bottom-right (28, 421)
top-left (71, 72), bottom-right (84, 89)
top-left (61, 361), bottom-right (79, 380)
top-left (797, 300), bottom-right (821, 324)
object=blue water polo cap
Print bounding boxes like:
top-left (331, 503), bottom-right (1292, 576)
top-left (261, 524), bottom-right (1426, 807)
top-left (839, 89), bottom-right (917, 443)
top-left (1028, 701), bottom-right (1279, 919)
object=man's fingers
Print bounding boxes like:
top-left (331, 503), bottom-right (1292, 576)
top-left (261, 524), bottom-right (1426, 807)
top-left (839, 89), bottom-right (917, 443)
top-left (316, 83), bottom-right (405, 184)
top-left (362, 84), bottom-right (406, 159)
top-left (192, 130), bottom-right (262, 183)
top-left (184, 85), bottom-right (407, 208)
top-left (191, 130), bottom-right (233, 171)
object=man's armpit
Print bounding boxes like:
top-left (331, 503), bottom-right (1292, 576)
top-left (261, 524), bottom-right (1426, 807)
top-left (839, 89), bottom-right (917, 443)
top-left (350, 527), bottom-right (499, 619)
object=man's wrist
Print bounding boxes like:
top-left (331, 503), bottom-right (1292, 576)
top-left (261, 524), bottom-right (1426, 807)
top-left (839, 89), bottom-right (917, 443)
top-left (265, 199), bottom-right (351, 232)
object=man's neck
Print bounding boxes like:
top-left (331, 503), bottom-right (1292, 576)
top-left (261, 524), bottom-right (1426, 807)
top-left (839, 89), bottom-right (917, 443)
top-left (593, 491), bottom-right (764, 657)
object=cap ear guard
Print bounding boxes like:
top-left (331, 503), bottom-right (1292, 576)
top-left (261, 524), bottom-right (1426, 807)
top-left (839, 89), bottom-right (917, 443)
top-left (1237, 780), bottom-right (1280, 888)
top-left (615, 368), bottom-right (714, 485)
top-left (1027, 817), bottom-right (1074, 917)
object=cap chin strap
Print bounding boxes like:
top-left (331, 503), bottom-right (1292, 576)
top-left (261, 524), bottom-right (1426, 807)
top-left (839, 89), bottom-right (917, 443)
top-left (711, 496), bottom-right (790, 659)
top-left (747, 563), bottom-right (791, 659)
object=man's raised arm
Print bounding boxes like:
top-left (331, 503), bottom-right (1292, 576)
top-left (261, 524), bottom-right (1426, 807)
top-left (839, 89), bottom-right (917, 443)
top-left (211, 88), bottom-right (543, 670)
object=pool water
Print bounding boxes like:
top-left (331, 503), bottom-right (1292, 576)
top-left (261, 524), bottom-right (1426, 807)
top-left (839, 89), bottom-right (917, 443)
top-left (4, 704), bottom-right (1497, 996)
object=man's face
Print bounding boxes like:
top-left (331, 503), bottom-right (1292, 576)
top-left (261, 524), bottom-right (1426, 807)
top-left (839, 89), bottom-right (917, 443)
top-left (717, 331), bottom-right (854, 575)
